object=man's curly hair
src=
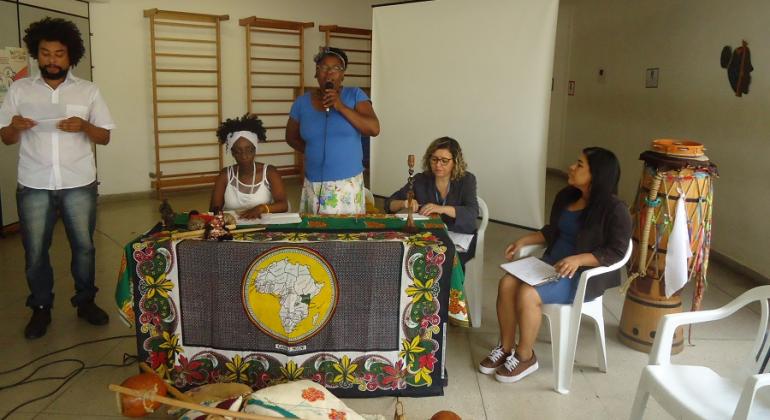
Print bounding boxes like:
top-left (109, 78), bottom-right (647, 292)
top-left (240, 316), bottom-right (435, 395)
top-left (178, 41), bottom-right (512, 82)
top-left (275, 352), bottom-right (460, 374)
top-left (23, 18), bottom-right (86, 66)
top-left (216, 113), bottom-right (267, 145)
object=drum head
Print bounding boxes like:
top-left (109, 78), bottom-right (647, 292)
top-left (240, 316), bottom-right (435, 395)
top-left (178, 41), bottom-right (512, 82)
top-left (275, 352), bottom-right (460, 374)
top-left (651, 139), bottom-right (705, 157)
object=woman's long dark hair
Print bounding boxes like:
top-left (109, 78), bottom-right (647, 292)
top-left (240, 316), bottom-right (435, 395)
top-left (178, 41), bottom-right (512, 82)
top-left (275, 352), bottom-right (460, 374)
top-left (567, 147), bottom-right (621, 225)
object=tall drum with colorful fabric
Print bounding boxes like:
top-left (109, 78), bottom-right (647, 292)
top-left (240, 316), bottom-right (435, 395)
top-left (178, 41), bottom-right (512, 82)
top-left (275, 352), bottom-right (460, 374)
top-left (619, 140), bottom-right (717, 354)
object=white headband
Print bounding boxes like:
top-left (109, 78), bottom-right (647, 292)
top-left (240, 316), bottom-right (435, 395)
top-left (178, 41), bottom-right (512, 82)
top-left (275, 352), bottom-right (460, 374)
top-left (316, 48), bottom-right (347, 70)
top-left (226, 131), bottom-right (260, 153)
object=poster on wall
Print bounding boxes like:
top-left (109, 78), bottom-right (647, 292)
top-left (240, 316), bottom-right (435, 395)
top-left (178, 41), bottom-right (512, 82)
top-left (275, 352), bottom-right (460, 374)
top-left (0, 47), bottom-right (29, 103)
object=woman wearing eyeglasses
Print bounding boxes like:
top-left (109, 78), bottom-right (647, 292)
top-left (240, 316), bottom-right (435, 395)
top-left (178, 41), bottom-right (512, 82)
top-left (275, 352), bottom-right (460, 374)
top-left (285, 47), bottom-right (380, 215)
top-left (385, 136), bottom-right (479, 238)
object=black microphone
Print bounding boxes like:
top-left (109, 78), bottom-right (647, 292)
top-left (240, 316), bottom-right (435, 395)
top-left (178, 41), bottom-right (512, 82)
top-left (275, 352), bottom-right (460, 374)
top-left (323, 81), bottom-right (334, 113)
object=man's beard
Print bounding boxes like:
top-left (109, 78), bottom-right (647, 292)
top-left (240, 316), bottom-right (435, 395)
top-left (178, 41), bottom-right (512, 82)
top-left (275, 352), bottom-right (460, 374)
top-left (39, 65), bottom-right (68, 80)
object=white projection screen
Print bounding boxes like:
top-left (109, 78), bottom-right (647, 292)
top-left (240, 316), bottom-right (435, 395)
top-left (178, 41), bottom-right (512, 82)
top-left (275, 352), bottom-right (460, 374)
top-left (370, 0), bottom-right (559, 229)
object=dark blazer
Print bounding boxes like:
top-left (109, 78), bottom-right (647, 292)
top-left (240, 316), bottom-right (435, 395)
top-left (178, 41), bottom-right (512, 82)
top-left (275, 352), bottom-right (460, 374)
top-left (541, 187), bottom-right (632, 301)
top-left (385, 172), bottom-right (479, 234)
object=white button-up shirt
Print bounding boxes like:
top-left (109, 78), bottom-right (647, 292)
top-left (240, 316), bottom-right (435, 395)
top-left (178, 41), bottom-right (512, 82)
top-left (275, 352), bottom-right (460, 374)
top-left (0, 72), bottom-right (115, 190)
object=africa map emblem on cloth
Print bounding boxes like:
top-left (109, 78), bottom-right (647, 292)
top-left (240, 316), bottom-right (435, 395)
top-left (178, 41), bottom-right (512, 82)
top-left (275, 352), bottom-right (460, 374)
top-left (242, 246), bottom-right (339, 344)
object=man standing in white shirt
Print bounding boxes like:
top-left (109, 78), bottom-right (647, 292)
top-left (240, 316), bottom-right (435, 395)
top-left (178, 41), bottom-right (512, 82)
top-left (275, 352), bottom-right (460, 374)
top-left (0, 18), bottom-right (115, 339)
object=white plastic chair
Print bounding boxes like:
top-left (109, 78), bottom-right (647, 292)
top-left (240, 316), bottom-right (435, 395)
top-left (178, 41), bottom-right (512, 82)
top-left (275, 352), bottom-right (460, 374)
top-left (465, 196), bottom-right (489, 328)
top-left (515, 238), bottom-right (633, 394)
top-left (364, 187), bottom-right (376, 211)
top-left (629, 285), bottom-right (770, 420)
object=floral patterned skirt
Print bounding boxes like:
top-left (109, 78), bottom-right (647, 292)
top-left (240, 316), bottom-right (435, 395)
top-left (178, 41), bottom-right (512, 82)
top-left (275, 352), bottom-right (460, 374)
top-left (300, 173), bottom-right (365, 215)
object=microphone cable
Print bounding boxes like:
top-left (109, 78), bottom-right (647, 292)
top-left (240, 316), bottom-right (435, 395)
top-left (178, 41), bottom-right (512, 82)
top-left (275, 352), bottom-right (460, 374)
top-left (316, 81), bottom-right (335, 214)
top-left (316, 110), bottom-right (329, 214)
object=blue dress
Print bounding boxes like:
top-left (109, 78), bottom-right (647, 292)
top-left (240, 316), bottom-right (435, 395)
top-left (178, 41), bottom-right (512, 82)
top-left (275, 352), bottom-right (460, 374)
top-left (535, 209), bottom-right (585, 304)
top-left (288, 87), bottom-right (370, 182)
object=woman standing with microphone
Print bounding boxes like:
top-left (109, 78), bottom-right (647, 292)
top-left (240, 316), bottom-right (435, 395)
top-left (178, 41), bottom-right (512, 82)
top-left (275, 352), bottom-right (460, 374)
top-left (285, 47), bottom-right (380, 214)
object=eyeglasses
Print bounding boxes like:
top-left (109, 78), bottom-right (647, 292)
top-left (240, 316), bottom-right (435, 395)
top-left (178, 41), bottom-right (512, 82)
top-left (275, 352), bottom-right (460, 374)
top-left (317, 65), bottom-right (344, 73)
top-left (430, 157), bottom-right (453, 166)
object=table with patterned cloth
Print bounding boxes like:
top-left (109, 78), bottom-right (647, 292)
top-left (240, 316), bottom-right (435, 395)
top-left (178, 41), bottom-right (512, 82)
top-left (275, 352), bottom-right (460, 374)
top-left (114, 214), bottom-right (470, 398)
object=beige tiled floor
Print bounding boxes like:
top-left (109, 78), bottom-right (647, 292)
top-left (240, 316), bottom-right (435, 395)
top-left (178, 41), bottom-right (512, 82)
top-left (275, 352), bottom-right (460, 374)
top-left (0, 176), bottom-right (763, 419)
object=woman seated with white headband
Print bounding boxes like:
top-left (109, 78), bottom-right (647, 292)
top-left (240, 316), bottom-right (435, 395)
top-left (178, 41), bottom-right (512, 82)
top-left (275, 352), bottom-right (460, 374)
top-left (210, 113), bottom-right (288, 218)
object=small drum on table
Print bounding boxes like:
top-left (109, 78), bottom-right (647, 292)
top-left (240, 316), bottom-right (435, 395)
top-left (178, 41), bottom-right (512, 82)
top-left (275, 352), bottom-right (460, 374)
top-left (618, 139), bottom-right (718, 354)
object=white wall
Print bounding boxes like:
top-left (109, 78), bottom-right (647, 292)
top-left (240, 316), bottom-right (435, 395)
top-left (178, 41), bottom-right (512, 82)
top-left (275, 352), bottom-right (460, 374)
top-left (371, 0), bottom-right (559, 229)
top-left (546, 1), bottom-right (573, 170)
top-left (89, 0), bottom-right (380, 195)
top-left (22, 0), bottom-right (88, 16)
top-left (549, 0), bottom-right (770, 277)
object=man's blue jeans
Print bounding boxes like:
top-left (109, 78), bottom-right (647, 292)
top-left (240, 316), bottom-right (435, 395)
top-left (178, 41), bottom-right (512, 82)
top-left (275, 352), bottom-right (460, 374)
top-left (16, 182), bottom-right (99, 308)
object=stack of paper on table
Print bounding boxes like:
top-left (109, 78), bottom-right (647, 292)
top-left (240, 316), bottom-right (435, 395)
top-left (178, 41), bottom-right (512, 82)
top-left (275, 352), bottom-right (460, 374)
top-left (500, 256), bottom-right (561, 286)
top-left (234, 212), bottom-right (302, 226)
top-left (394, 213), bottom-right (429, 221)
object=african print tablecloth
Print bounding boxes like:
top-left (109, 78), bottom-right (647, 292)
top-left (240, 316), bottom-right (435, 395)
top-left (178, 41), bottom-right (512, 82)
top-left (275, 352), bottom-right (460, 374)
top-left (114, 215), bottom-right (469, 397)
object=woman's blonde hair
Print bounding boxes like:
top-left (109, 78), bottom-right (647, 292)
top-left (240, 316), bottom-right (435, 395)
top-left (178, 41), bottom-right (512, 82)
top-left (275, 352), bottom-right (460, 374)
top-left (421, 136), bottom-right (467, 181)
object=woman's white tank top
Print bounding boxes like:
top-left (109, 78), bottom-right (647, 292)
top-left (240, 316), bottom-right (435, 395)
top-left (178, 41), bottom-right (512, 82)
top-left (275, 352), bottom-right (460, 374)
top-left (223, 163), bottom-right (273, 211)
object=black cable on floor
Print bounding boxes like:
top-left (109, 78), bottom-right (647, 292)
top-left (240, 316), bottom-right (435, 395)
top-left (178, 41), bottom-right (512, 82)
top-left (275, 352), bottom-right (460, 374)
top-left (0, 335), bottom-right (138, 420)
top-left (0, 359), bottom-right (85, 391)
top-left (0, 334), bottom-right (133, 375)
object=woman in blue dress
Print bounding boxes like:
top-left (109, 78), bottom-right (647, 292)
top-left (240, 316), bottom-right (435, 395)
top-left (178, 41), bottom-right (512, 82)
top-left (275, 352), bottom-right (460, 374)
top-left (285, 47), bottom-right (380, 215)
top-left (479, 147), bottom-right (631, 384)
